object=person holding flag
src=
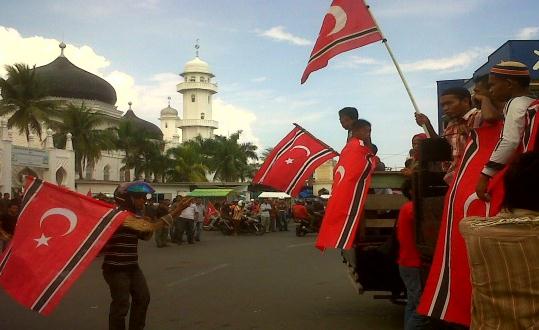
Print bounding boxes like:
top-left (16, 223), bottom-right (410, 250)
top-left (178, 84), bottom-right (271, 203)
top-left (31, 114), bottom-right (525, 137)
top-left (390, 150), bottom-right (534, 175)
top-left (103, 181), bottom-right (193, 330)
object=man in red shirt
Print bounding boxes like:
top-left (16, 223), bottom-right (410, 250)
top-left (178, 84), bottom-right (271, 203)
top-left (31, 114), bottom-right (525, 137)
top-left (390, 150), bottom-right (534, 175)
top-left (291, 200), bottom-right (309, 221)
top-left (396, 179), bottom-right (429, 329)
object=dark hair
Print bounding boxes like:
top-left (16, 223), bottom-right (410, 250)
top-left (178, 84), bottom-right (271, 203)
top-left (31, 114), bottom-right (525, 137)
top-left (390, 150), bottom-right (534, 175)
top-left (510, 75), bottom-right (531, 88)
top-left (353, 118), bottom-right (371, 128)
top-left (503, 152), bottom-right (539, 212)
top-left (441, 87), bottom-right (472, 101)
top-left (404, 158), bottom-right (413, 168)
top-left (338, 107), bottom-right (358, 121)
top-left (401, 179), bottom-right (413, 200)
top-left (473, 74), bottom-right (489, 85)
top-left (370, 144), bottom-right (378, 155)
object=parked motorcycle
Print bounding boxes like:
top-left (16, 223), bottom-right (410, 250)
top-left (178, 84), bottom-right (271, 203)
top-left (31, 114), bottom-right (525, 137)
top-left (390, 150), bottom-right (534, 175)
top-left (295, 211), bottom-right (323, 237)
top-left (217, 216), bottom-right (265, 236)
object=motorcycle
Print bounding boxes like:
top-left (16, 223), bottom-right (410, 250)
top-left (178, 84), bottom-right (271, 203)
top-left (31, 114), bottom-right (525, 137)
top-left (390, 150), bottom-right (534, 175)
top-left (295, 211), bottom-right (323, 237)
top-left (239, 216), bottom-right (265, 235)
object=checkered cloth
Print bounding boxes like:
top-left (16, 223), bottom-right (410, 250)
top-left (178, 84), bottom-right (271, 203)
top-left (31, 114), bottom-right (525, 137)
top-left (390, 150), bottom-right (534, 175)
top-left (460, 210), bottom-right (539, 329)
top-left (442, 108), bottom-right (482, 183)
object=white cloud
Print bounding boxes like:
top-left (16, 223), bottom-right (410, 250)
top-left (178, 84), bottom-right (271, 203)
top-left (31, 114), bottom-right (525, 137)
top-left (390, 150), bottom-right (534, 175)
top-left (213, 98), bottom-right (260, 146)
top-left (335, 55), bottom-right (379, 69)
top-left (258, 26), bottom-right (312, 46)
top-left (251, 76), bottom-right (267, 83)
top-left (0, 26), bottom-right (261, 145)
top-left (515, 27), bottom-right (539, 40)
top-left (375, 0), bottom-right (484, 18)
top-left (374, 47), bottom-right (492, 74)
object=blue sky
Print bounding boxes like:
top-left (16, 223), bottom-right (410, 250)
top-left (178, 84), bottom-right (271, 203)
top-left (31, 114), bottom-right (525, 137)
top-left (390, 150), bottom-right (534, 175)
top-left (1, 0), bottom-right (539, 168)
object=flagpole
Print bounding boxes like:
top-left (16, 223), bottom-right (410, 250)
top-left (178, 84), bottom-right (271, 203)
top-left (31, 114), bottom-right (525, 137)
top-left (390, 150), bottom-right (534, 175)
top-left (365, 3), bottom-right (429, 135)
top-left (293, 123), bottom-right (339, 155)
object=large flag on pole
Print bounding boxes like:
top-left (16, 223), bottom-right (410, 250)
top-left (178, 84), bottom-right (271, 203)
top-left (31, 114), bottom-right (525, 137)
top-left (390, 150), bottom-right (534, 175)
top-left (301, 0), bottom-right (382, 84)
top-left (316, 137), bottom-right (375, 250)
top-left (0, 177), bottom-right (130, 315)
top-left (418, 123), bottom-right (506, 326)
top-left (253, 124), bottom-right (338, 197)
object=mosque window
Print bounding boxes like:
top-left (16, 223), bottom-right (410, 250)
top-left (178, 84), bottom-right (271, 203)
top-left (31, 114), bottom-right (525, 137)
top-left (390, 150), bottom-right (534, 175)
top-left (191, 94), bottom-right (196, 102)
top-left (189, 76), bottom-right (196, 82)
top-left (200, 76), bottom-right (205, 82)
top-left (103, 165), bottom-right (110, 181)
top-left (85, 165), bottom-right (93, 180)
top-left (201, 112), bottom-right (205, 119)
top-left (208, 95), bottom-right (211, 103)
top-left (165, 123), bottom-right (168, 129)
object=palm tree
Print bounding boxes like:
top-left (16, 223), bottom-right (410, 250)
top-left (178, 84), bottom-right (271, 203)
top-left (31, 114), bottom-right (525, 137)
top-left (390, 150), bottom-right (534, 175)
top-left (50, 103), bottom-right (116, 179)
top-left (205, 131), bottom-right (258, 182)
top-left (166, 144), bottom-right (208, 182)
top-left (114, 120), bottom-right (146, 181)
top-left (260, 147), bottom-right (274, 162)
top-left (0, 63), bottom-right (56, 141)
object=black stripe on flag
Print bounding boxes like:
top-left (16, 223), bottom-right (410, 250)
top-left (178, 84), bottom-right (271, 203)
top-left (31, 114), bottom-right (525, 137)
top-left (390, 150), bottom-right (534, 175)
top-left (336, 155), bottom-right (373, 249)
top-left (258, 130), bottom-right (304, 183)
top-left (0, 248), bottom-right (13, 275)
top-left (20, 178), bottom-right (43, 213)
top-left (430, 130), bottom-right (479, 318)
top-left (31, 208), bottom-right (122, 312)
top-left (285, 149), bottom-right (334, 194)
top-left (523, 108), bottom-right (536, 151)
top-left (308, 27), bottom-right (379, 64)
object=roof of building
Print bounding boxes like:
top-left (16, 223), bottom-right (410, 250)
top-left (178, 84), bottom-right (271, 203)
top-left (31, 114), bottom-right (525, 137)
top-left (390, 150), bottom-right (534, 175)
top-left (122, 104), bottom-right (163, 140)
top-left (183, 57), bottom-right (213, 76)
top-left (160, 105), bottom-right (178, 117)
top-left (34, 43), bottom-right (117, 105)
top-left (187, 188), bottom-right (233, 197)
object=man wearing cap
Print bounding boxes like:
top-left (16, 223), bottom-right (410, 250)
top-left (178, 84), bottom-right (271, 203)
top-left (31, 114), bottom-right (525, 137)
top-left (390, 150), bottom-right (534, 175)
top-left (476, 61), bottom-right (535, 201)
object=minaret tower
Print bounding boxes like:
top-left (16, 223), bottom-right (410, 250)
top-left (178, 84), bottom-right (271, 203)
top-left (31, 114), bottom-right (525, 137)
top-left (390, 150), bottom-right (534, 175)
top-left (159, 96), bottom-right (181, 146)
top-left (176, 40), bottom-right (218, 142)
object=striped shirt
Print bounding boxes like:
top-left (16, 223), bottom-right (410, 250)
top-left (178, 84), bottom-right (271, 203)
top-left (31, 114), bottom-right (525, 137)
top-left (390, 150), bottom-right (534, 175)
top-left (102, 226), bottom-right (141, 272)
top-left (482, 96), bottom-right (535, 177)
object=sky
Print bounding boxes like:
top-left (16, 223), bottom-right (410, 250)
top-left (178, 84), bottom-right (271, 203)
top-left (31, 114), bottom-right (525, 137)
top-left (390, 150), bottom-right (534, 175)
top-left (1, 0), bottom-right (539, 169)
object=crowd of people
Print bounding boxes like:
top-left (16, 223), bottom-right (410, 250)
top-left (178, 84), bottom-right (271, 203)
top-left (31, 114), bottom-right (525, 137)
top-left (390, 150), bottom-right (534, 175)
top-left (0, 193), bottom-right (21, 251)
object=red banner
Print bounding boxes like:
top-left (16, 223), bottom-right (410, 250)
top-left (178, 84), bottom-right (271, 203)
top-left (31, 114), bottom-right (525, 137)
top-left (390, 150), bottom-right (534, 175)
top-left (0, 177), bottom-right (130, 315)
top-left (204, 202), bottom-right (219, 225)
top-left (316, 137), bottom-right (375, 250)
top-left (301, 0), bottom-right (382, 84)
top-left (253, 124), bottom-right (338, 197)
top-left (418, 123), bottom-right (506, 326)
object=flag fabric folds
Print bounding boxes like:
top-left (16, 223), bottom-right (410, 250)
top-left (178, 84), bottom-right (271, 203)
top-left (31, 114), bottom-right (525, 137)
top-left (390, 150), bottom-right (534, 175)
top-left (204, 202), bottom-right (219, 225)
top-left (301, 0), bottom-right (382, 84)
top-left (0, 177), bottom-right (130, 315)
top-left (316, 137), bottom-right (375, 250)
top-left (418, 123), bottom-right (506, 326)
top-left (253, 124), bottom-right (338, 197)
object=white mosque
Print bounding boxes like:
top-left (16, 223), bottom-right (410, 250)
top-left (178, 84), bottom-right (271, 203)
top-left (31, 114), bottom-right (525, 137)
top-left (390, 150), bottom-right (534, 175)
top-left (0, 42), bottom-right (227, 198)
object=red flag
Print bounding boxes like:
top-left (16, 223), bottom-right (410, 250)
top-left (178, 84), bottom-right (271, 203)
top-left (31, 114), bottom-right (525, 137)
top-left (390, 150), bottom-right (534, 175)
top-left (418, 123), bottom-right (506, 326)
top-left (0, 177), bottom-right (130, 315)
top-left (523, 99), bottom-right (539, 152)
top-left (204, 202), bottom-right (219, 225)
top-left (253, 124), bottom-right (338, 197)
top-left (301, 0), bottom-right (383, 84)
top-left (316, 137), bottom-right (375, 250)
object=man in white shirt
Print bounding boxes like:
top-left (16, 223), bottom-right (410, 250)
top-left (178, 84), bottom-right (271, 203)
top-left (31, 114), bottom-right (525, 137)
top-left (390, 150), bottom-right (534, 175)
top-left (174, 198), bottom-right (198, 244)
top-left (476, 61), bottom-right (535, 201)
top-left (193, 199), bottom-right (205, 242)
top-left (260, 199), bottom-right (272, 233)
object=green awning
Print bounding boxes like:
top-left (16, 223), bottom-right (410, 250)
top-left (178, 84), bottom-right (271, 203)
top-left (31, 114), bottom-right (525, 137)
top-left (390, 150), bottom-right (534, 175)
top-left (187, 188), bottom-right (233, 197)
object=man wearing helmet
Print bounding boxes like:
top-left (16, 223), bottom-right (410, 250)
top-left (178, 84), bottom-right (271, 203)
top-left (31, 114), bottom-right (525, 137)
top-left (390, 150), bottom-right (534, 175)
top-left (103, 181), bottom-right (192, 330)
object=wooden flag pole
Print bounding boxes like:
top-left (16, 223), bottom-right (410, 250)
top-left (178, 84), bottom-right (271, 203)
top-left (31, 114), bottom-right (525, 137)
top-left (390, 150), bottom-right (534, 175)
top-left (366, 3), bottom-right (430, 135)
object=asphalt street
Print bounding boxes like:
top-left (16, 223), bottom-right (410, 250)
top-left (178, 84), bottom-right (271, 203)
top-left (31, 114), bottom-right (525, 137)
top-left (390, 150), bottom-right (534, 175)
top-left (0, 228), bottom-right (403, 330)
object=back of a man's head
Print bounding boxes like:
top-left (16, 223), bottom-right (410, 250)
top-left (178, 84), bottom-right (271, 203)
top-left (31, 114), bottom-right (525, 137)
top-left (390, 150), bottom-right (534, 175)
top-left (338, 107), bottom-right (359, 121)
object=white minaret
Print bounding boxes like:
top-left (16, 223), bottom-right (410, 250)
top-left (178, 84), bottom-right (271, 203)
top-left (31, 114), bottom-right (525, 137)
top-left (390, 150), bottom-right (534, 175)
top-left (159, 96), bottom-right (181, 147)
top-left (176, 40), bottom-right (218, 142)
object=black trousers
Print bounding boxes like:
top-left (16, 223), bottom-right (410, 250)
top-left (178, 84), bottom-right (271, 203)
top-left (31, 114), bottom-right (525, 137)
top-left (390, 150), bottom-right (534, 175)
top-left (103, 268), bottom-right (150, 330)
top-left (174, 218), bottom-right (194, 243)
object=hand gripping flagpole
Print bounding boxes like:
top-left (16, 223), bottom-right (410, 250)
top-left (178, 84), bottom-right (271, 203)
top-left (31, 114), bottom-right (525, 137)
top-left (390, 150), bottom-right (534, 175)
top-left (365, 3), bottom-right (430, 136)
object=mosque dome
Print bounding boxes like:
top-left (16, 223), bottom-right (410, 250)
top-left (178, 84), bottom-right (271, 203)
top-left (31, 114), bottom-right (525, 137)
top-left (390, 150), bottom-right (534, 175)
top-left (160, 105), bottom-right (178, 117)
top-left (122, 103), bottom-right (163, 140)
top-left (34, 43), bottom-right (117, 105)
top-left (182, 57), bottom-right (213, 76)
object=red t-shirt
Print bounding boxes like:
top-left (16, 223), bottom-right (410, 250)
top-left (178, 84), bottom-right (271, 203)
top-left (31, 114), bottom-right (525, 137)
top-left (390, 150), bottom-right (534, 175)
top-left (396, 201), bottom-right (421, 268)
top-left (292, 204), bottom-right (309, 220)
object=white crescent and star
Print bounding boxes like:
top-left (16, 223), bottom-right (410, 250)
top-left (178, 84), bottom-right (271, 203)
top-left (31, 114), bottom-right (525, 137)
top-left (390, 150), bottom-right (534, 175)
top-left (335, 165), bottom-right (346, 184)
top-left (285, 158), bottom-right (294, 165)
top-left (34, 208), bottom-right (78, 248)
top-left (327, 5), bottom-right (347, 36)
top-left (291, 145), bottom-right (311, 157)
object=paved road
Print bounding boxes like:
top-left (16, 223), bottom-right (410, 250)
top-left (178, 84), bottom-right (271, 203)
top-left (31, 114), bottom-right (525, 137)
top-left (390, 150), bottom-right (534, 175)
top-left (0, 229), bottom-right (403, 329)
